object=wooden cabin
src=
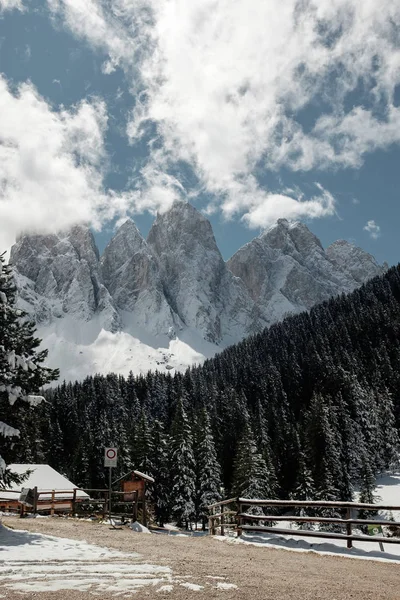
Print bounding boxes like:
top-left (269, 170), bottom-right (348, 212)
top-left (113, 470), bottom-right (154, 525)
top-left (0, 464), bottom-right (89, 514)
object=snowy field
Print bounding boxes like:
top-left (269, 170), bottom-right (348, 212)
top-left (0, 524), bottom-right (237, 596)
top-left (220, 470), bottom-right (400, 564)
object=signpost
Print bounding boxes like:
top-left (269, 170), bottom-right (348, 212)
top-left (367, 524), bottom-right (385, 552)
top-left (104, 447), bottom-right (117, 520)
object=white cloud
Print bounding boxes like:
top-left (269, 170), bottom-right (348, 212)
top-left (0, 76), bottom-right (135, 248)
top-left (45, 0), bottom-right (400, 224)
top-left (363, 220), bottom-right (381, 240)
top-left (242, 183), bottom-right (336, 229)
top-left (0, 0), bottom-right (24, 11)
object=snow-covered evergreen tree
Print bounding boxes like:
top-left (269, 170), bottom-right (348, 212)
top-left (292, 448), bottom-right (315, 502)
top-left (170, 397), bottom-right (196, 528)
top-left (358, 458), bottom-right (377, 527)
top-left (132, 408), bottom-right (154, 476)
top-left (231, 417), bottom-right (272, 500)
top-left (195, 408), bottom-right (222, 529)
top-left (0, 252), bottom-right (58, 486)
top-left (150, 420), bottom-right (171, 526)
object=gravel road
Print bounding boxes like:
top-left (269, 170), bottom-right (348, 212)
top-left (1, 517), bottom-right (399, 600)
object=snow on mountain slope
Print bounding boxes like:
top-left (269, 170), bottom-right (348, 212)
top-left (10, 205), bottom-right (387, 382)
top-left (35, 316), bottom-right (219, 383)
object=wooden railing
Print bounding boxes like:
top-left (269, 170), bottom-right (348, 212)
top-left (208, 498), bottom-right (400, 549)
top-left (2, 487), bottom-right (140, 520)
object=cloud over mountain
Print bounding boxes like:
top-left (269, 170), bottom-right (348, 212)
top-left (47, 0), bottom-right (400, 227)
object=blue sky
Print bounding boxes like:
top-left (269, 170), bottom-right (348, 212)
top-left (0, 1), bottom-right (399, 266)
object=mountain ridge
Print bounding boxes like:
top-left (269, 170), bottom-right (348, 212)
top-left (9, 202), bottom-right (387, 381)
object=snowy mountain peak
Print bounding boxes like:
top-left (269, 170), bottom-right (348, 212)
top-left (111, 218), bottom-right (144, 244)
top-left (147, 201), bottom-right (219, 255)
top-left (10, 226), bottom-right (119, 330)
top-left (101, 217), bottom-right (180, 335)
top-left (147, 201), bottom-right (255, 343)
top-left (10, 205), bottom-right (388, 381)
top-left (260, 218), bottom-right (324, 254)
top-left (326, 239), bottom-right (387, 284)
top-left (227, 219), bottom-right (385, 326)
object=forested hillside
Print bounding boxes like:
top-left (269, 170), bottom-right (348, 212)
top-left (6, 265), bottom-right (400, 526)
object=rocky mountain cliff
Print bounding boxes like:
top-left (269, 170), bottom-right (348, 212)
top-left (227, 219), bottom-right (384, 325)
top-left (9, 202), bottom-right (387, 380)
top-left (101, 219), bottom-right (180, 336)
top-left (10, 225), bottom-right (120, 332)
top-left (147, 202), bottom-right (259, 344)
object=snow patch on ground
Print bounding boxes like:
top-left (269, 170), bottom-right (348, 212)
top-left (0, 525), bottom-right (238, 595)
top-left (130, 521), bottom-right (151, 534)
top-left (221, 532), bottom-right (400, 564)
top-left (375, 471), bottom-right (400, 522)
top-left (180, 582), bottom-right (204, 591)
top-left (216, 582), bottom-right (238, 590)
top-left (157, 584), bottom-right (174, 593)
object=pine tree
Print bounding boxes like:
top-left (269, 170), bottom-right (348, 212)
top-left (150, 420), bottom-right (171, 526)
top-left (170, 397), bottom-right (196, 528)
top-left (132, 408), bottom-right (154, 476)
top-left (195, 408), bottom-right (222, 530)
top-left (292, 448), bottom-right (315, 502)
top-left (291, 447), bottom-right (316, 530)
top-left (359, 459), bottom-right (376, 505)
top-left (358, 458), bottom-right (377, 528)
top-left (231, 418), bottom-right (272, 501)
top-left (0, 253), bottom-right (58, 486)
top-left (254, 399), bottom-right (278, 498)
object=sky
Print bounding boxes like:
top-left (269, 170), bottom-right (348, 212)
top-left (0, 0), bottom-right (399, 265)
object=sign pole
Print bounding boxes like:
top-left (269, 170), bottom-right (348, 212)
top-left (109, 465), bottom-right (112, 521)
top-left (104, 447), bottom-right (118, 523)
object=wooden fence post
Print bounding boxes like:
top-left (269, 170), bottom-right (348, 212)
top-left (132, 491), bottom-right (138, 522)
top-left (33, 487), bottom-right (38, 514)
top-left (220, 504), bottom-right (225, 536)
top-left (143, 483), bottom-right (147, 527)
top-left (237, 502), bottom-right (243, 537)
top-left (72, 488), bottom-right (77, 516)
top-left (208, 514), bottom-right (213, 535)
top-left (50, 490), bottom-right (55, 516)
top-left (103, 492), bottom-right (108, 519)
top-left (346, 507), bottom-right (352, 549)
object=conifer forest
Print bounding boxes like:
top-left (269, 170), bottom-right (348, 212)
top-left (2, 262), bottom-right (400, 527)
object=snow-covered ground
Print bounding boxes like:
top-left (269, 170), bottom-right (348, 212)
top-left (0, 524), bottom-right (237, 596)
top-left (220, 470), bottom-right (400, 564)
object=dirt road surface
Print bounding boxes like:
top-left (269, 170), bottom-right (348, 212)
top-left (1, 517), bottom-right (399, 600)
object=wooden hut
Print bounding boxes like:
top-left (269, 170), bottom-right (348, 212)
top-left (113, 470), bottom-right (154, 525)
top-left (0, 464), bottom-right (89, 514)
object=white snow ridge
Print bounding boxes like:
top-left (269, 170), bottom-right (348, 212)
top-left (10, 202), bottom-right (386, 382)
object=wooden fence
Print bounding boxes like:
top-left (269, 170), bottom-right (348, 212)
top-left (208, 498), bottom-right (400, 549)
top-left (2, 487), bottom-right (140, 520)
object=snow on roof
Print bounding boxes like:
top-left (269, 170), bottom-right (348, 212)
top-left (0, 464), bottom-right (89, 500)
top-left (113, 470), bottom-right (155, 485)
top-left (132, 470), bottom-right (154, 483)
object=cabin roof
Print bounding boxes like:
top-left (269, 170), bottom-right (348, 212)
top-left (112, 469), bottom-right (155, 485)
top-left (0, 464), bottom-right (89, 500)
